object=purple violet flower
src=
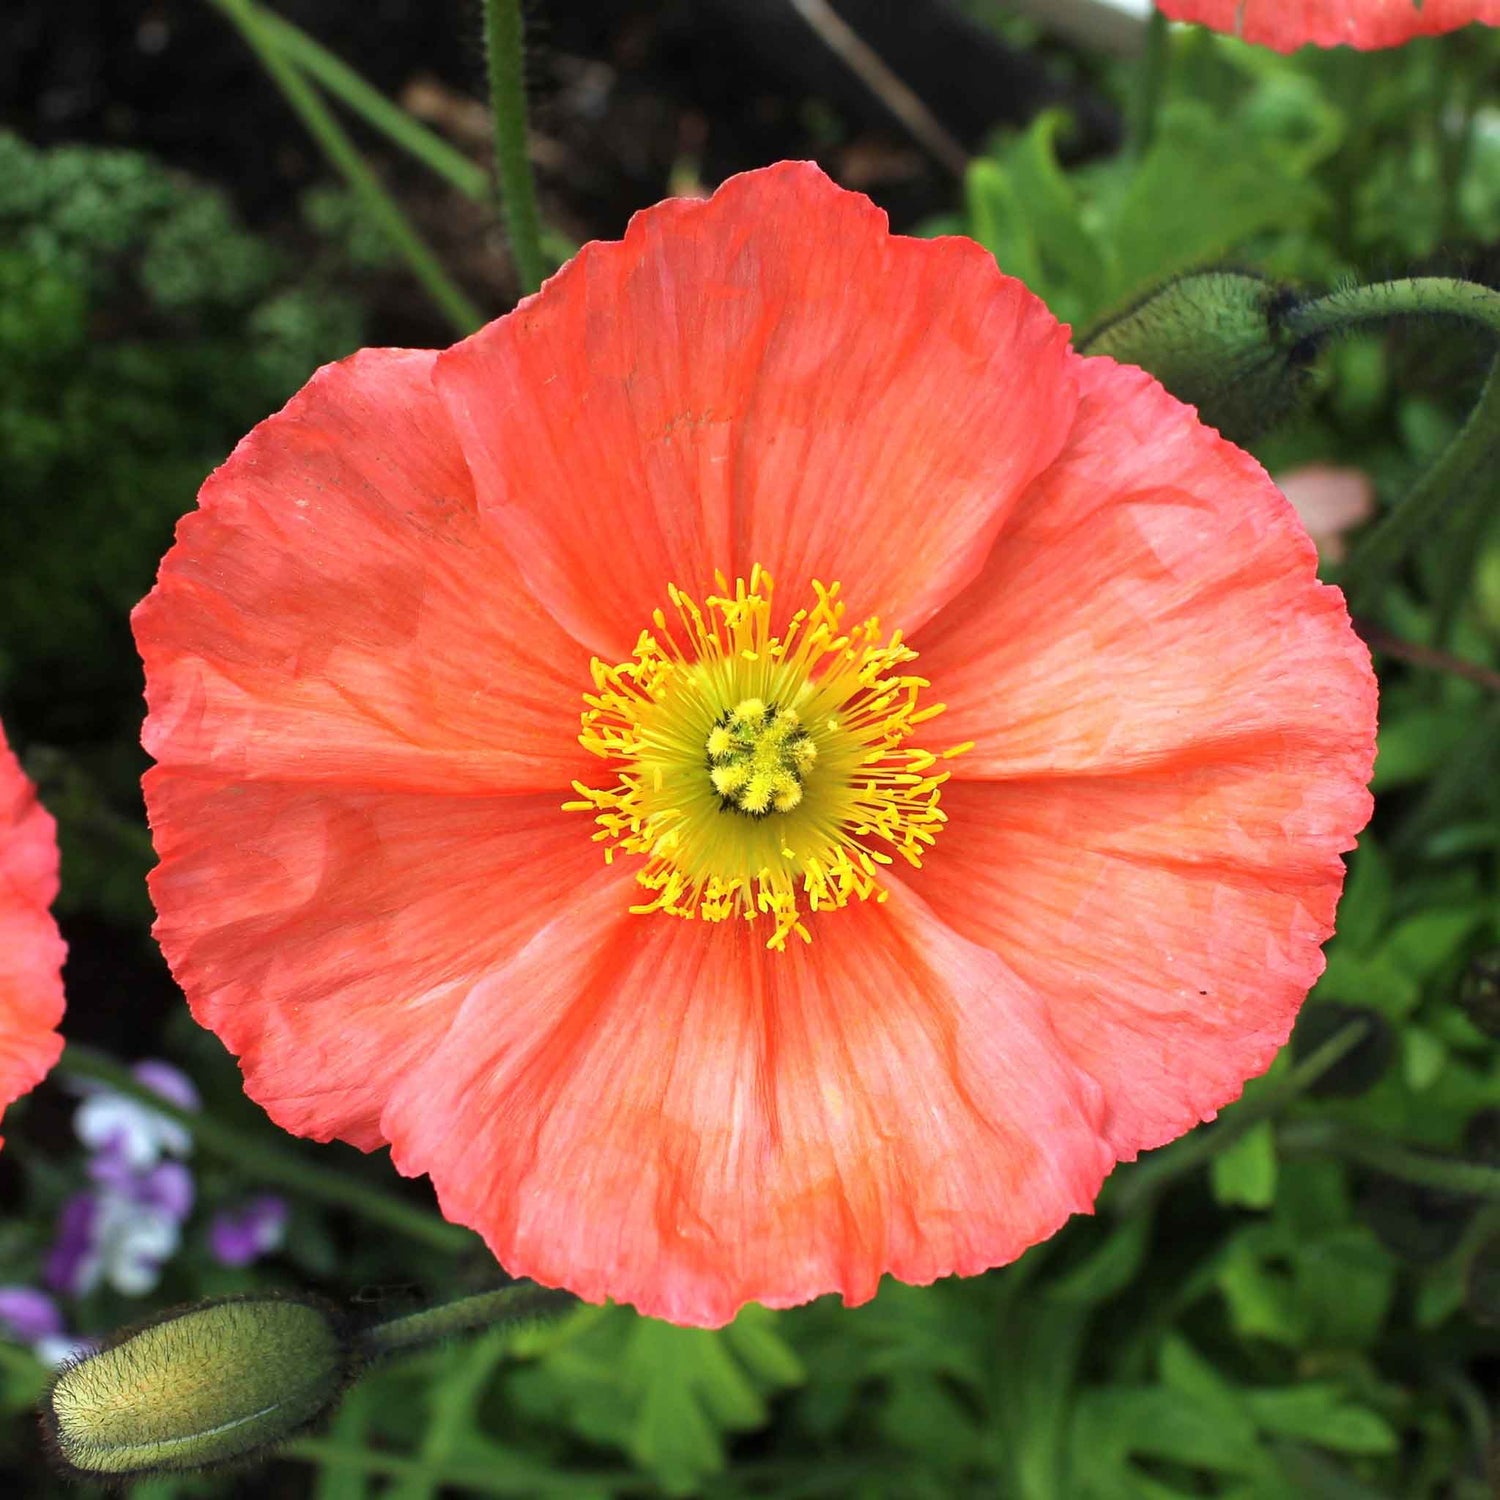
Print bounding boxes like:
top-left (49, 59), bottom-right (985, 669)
top-left (73, 1058), bottom-right (198, 1170)
top-left (0, 1287), bottom-right (92, 1369)
top-left (45, 1192), bottom-right (101, 1298)
top-left (0, 1286), bottom-right (64, 1343)
top-left (208, 1196), bottom-right (290, 1268)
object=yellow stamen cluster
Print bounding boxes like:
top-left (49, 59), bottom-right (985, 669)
top-left (706, 698), bottom-right (817, 815)
top-left (564, 567), bottom-right (967, 950)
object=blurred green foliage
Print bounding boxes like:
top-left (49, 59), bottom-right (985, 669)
top-left (3, 17), bottom-right (1500, 1500)
top-left (0, 131), bottom-right (364, 922)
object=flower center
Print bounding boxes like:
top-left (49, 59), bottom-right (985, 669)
top-left (706, 698), bottom-right (816, 815)
top-left (565, 567), bottom-right (968, 950)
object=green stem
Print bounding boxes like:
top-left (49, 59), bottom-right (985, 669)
top-left (1279, 1118), bottom-right (1500, 1200)
top-left (1282, 277), bottom-right (1500, 343)
top-left (1106, 1019), bottom-right (1369, 1217)
top-left (481, 0), bottom-right (548, 296)
top-left (1340, 355), bottom-right (1500, 614)
top-left (1130, 8), bottom-right (1170, 157)
top-left (204, 0), bottom-right (483, 334)
top-left (356, 1283), bottom-right (575, 1359)
top-left (1280, 279), bottom-right (1500, 616)
top-left (253, 5), bottom-right (491, 201)
top-left (57, 1046), bottom-right (476, 1254)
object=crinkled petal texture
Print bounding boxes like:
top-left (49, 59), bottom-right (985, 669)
top-left (135, 347), bottom-right (601, 1150)
top-left (382, 882), bottom-right (1112, 1326)
top-left (138, 164), bottom-right (1376, 1328)
top-left (433, 161), bottom-right (1077, 653)
top-left (1158, 0), bottom-right (1498, 51)
top-left (0, 724), bottom-right (66, 1147)
top-left (915, 358), bottom-right (1377, 1158)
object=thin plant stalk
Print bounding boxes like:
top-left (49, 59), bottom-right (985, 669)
top-left (1280, 1118), bottom-right (1500, 1201)
top-left (1341, 357), bottom-right (1500, 614)
top-left (355, 1283), bottom-right (575, 1359)
top-left (481, 0), bottom-right (548, 296)
top-left (1281, 279), bottom-right (1500, 615)
top-left (1283, 277), bottom-right (1500, 343)
top-left (253, 4), bottom-right (491, 201)
top-left (57, 1045), bottom-right (475, 1254)
top-left (205, 0), bottom-right (483, 334)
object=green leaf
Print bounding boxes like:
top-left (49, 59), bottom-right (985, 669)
top-left (964, 159), bottom-right (1044, 291)
top-left (509, 1306), bottom-right (799, 1497)
top-left (1073, 1386), bottom-right (1267, 1480)
top-left (1371, 709), bottom-right (1474, 791)
top-left (1336, 839), bottom-right (1393, 956)
top-left (1402, 1026), bottom-right (1450, 1090)
top-left (1243, 1387), bottom-right (1399, 1455)
top-left (1217, 1233), bottom-right (1305, 1345)
top-left (1108, 101), bottom-right (1324, 309)
top-left (1212, 1121), bottom-right (1279, 1210)
top-left (1292, 1228), bottom-right (1397, 1350)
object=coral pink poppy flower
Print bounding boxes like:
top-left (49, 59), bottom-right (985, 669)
top-left (135, 163), bottom-right (1377, 1327)
top-left (1157, 0), bottom-right (1497, 52)
top-left (1, 722), bottom-right (66, 1148)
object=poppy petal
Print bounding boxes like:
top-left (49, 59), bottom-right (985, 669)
top-left (1, 727), bottom-right (65, 1146)
top-left (433, 161), bottom-right (1077, 655)
top-left (133, 347), bottom-right (592, 798)
top-left (919, 766), bottom-right (1365, 1157)
top-left (918, 357), bottom-right (1377, 784)
top-left (146, 776), bottom-right (613, 1150)
top-left (1157, 0), bottom-right (1497, 52)
top-left (381, 880), bottom-right (1113, 1327)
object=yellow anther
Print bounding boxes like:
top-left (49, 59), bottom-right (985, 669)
top-left (568, 570), bottom-right (964, 949)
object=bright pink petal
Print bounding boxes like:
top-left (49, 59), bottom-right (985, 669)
top-left (0, 726), bottom-right (65, 1147)
top-left (147, 776), bottom-right (611, 1149)
top-left (920, 767), bottom-right (1365, 1158)
top-left (134, 347), bottom-right (593, 798)
top-left (912, 358), bottom-right (1375, 1156)
top-left (918, 357), bottom-right (1377, 784)
top-left (382, 882), bottom-right (1112, 1327)
top-left (434, 161), bottom-right (1077, 655)
top-left (1158, 0), bottom-right (1497, 51)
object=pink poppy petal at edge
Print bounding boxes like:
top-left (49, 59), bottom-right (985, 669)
top-left (134, 347), bottom-right (594, 798)
top-left (136, 347), bottom-right (610, 1148)
top-left (915, 357), bottom-right (1376, 1158)
top-left (917, 357), bottom-right (1377, 784)
top-left (147, 777), bottom-right (617, 1149)
top-left (434, 161), bottom-right (1079, 656)
top-left (0, 728), bottom-right (66, 1145)
top-left (1157, 0), bottom-right (1498, 51)
top-left (382, 880), bottom-right (1114, 1327)
top-left (919, 770), bottom-right (1362, 1159)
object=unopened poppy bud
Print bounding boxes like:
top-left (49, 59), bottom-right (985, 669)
top-left (1459, 949), bottom-right (1500, 1040)
top-left (1080, 272), bottom-right (1313, 444)
top-left (45, 1295), bottom-right (350, 1478)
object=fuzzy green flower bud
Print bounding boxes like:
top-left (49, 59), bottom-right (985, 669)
top-left (1080, 272), bottom-right (1315, 445)
top-left (46, 1295), bottom-right (350, 1478)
